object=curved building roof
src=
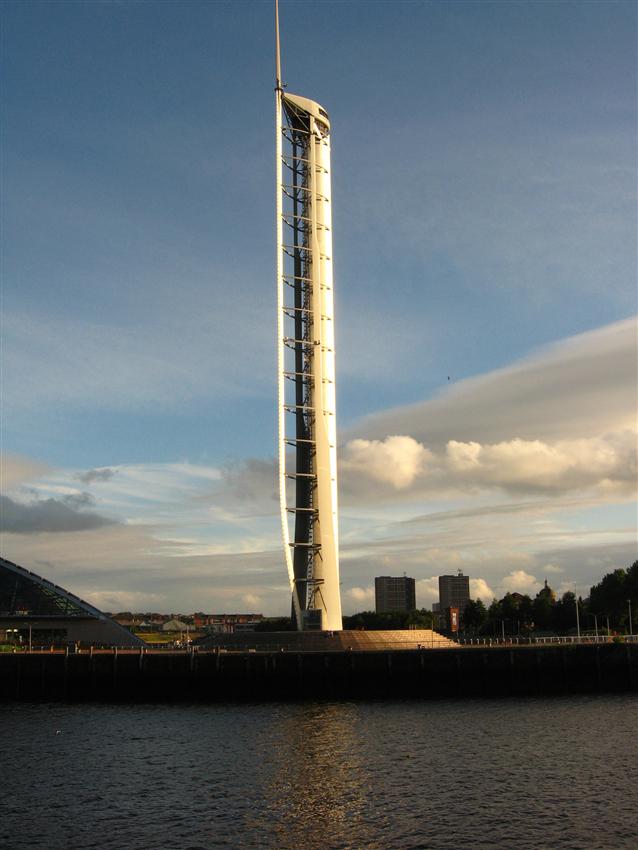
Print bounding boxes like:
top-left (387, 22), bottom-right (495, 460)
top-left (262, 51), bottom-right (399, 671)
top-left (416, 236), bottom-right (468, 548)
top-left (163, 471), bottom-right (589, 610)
top-left (0, 557), bottom-right (144, 646)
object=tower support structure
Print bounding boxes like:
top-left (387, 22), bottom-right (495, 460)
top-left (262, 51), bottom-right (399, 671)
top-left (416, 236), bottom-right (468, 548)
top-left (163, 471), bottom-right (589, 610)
top-left (276, 88), bottom-right (342, 631)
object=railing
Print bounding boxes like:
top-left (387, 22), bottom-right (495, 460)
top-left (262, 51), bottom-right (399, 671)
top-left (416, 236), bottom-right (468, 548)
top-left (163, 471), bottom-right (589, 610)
top-left (458, 634), bottom-right (638, 646)
top-left (4, 635), bottom-right (638, 653)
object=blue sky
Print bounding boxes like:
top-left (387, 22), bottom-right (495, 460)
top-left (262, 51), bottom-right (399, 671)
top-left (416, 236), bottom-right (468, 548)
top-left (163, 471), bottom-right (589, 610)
top-left (2, 0), bottom-right (636, 614)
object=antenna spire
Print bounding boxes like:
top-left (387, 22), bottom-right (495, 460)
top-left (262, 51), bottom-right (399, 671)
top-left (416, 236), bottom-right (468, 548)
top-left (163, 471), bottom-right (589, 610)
top-left (275, 0), bottom-right (283, 91)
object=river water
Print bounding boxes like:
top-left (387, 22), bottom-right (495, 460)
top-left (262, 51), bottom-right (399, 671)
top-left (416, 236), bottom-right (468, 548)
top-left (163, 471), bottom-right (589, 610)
top-left (1, 695), bottom-right (636, 850)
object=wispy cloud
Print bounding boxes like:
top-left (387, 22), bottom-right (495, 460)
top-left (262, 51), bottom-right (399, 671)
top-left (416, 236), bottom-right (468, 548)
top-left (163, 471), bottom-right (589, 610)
top-left (349, 317), bottom-right (637, 447)
top-left (0, 494), bottom-right (117, 534)
top-left (76, 467), bottom-right (115, 484)
top-left (1, 455), bottom-right (50, 489)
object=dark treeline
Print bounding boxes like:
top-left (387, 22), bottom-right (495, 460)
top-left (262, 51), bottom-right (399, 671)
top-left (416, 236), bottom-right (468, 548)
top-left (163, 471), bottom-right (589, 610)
top-left (340, 561), bottom-right (638, 636)
top-left (464, 561), bottom-right (637, 636)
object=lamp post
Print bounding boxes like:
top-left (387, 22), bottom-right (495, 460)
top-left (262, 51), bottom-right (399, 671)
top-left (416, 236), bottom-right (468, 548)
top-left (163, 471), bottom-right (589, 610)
top-left (586, 612), bottom-right (599, 640)
top-left (628, 599), bottom-right (633, 637)
top-left (575, 594), bottom-right (581, 641)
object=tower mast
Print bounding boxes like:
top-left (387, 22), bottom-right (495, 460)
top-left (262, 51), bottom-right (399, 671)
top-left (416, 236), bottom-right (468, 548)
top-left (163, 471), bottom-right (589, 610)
top-left (275, 2), bottom-right (342, 631)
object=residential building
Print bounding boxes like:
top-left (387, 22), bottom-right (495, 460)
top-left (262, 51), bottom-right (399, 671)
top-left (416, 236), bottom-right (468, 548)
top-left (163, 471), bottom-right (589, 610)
top-left (438, 571), bottom-right (470, 615)
top-left (375, 576), bottom-right (416, 614)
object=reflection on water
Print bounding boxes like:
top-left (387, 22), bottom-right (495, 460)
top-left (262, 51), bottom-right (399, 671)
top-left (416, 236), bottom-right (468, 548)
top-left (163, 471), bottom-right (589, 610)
top-left (1, 696), bottom-right (636, 850)
top-left (257, 704), bottom-right (371, 849)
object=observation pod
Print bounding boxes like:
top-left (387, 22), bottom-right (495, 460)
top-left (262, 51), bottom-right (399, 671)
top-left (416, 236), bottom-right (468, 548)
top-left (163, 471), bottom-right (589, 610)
top-left (276, 90), bottom-right (342, 631)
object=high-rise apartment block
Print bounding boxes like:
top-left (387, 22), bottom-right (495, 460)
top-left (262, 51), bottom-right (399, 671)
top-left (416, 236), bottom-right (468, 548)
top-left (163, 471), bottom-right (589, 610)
top-left (438, 571), bottom-right (470, 613)
top-left (375, 576), bottom-right (417, 614)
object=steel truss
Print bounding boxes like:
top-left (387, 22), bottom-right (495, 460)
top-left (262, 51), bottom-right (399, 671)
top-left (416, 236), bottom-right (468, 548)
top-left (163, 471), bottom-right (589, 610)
top-left (276, 91), bottom-right (342, 631)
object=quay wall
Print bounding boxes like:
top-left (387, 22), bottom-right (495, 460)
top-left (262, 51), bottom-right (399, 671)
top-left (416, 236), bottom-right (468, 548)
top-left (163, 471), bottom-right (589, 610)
top-left (0, 643), bottom-right (635, 702)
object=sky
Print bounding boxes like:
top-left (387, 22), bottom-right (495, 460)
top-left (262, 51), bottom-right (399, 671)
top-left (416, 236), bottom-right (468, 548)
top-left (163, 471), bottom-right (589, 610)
top-left (1, 0), bottom-right (636, 615)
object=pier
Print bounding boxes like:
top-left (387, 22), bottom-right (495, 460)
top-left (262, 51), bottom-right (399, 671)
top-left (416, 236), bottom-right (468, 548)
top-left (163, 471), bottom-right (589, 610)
top-left (0, 642), bottom-right (635, 701)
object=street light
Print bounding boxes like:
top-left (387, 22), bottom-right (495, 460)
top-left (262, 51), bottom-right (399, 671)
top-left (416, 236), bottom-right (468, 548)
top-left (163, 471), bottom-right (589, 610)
top-left (575, 594), bottom-right (581, 641)
top-left (586, 612), bottom-right (599, 640)
top-left (628, 599), bottom-right (633, 637)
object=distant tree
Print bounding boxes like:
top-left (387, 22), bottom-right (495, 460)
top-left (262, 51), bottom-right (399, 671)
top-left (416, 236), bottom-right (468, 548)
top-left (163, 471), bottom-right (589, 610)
top-left (341, 610), bottom-right (434, 630)
top-left (499, 592), bottom-right (534, 634)
top-left (589, 561), bottom-right (638, 630)
top-left (518, 595), bottom-right (533, 630)
top-left (501, 593), bottom-right (520, 623)
top-left (486, 599), bottom-right (503, 635)
top-left (532, 582), bottom-right (555, 631)
top-left (406, 608), bottom-right (435, 629)
top-left (552, 591), bottom-right (577, 633)
top-left (254, 617), bottom-right (294, 632)
top-left (590, 568), bottom-right (628, 627)
top-left (464, 599), bottom-right (487, 632)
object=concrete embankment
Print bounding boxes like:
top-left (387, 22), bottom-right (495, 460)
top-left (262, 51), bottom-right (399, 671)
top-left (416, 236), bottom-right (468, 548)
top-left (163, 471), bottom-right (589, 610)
top-left (0, 643), bottom-right (635, 701)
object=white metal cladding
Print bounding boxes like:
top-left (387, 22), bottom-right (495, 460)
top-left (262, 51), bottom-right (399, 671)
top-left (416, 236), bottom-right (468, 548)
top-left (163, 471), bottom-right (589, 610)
top-left (276, 90), bottom-right (342, 631)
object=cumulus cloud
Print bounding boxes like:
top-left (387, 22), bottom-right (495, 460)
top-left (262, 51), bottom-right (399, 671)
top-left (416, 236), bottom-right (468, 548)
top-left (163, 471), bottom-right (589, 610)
top-left (0, 495), bottom-right (117, 534)
top-left (445, 431), bottom-right (636, 494)
top-left (470, 578), bottom-right (495, 602)
top-left (76, 467), bottom-right (115, 484)
top-left (341, 436), bottom-right (432, 489)
top-left (500, 570), bottom-right (542, 595)
top-left (339, 429), bottom-right (636, 500)
top-left (241, 594), bottom-right (261, 608)
top-left (345, 586), bottom-right (375, 605)
top-left (416, 577), bottom-right (440, 605)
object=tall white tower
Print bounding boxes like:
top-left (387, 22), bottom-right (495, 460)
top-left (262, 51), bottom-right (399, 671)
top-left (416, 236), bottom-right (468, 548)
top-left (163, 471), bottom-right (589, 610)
top-left (275, 5), bottom-right (342, 631)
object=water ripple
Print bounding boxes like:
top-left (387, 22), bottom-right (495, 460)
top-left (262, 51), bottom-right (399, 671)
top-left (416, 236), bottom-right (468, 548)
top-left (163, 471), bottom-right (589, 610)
top-left (0, 696), bottom-right (636, 849)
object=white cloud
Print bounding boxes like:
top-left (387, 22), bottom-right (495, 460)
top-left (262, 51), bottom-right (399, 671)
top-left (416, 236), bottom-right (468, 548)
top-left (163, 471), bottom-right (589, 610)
top-left (85, 590), bottom-right (167, 612)
top-left (242, 594), bottom-right (261, 608)
top-left (544, 563), bottom-right (564, 574)
top-left (341, 436), bottom-right (432, 489)
top-left (470, 578), bottom-right (496, 602)
top-left (499, 570), bottom-right (542, 595)
top-left (345, 586), bottom-right (375, 605)
top-left (416, 577), bottom-right (440, 605)
top-left (444, 431), bottom-right (636, 494)
top-left (340, 429), bottom-right (636, 500)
